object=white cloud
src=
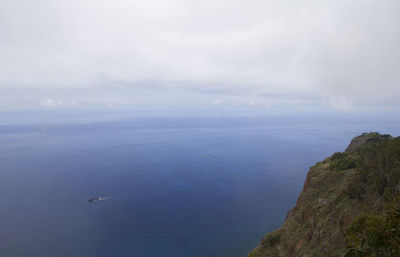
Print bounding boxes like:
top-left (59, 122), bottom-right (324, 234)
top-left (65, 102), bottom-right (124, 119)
top-left (40, 99), bottom-right (76, 108)
top-left (0, 0), bottom-right (399, 109)
top-left (329, 96), bottom-right (353, 111)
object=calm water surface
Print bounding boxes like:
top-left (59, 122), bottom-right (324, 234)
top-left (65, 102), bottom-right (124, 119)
top-left (1, 111), bottom-right (399, 257)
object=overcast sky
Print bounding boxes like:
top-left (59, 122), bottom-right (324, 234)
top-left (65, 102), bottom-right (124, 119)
top-left (0, 0), bottom-right (399, 110)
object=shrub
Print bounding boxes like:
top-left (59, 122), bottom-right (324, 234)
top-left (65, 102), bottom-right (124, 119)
top-left (344, 208), bottom-right (400, 257)
top-left (329, 152), bottom-right (357, 171)
top-left (263, 232), bottom-right (281, 247)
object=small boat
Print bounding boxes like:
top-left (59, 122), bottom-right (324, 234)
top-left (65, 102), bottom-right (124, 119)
top-left (88, 196), bottom-right (105, 202)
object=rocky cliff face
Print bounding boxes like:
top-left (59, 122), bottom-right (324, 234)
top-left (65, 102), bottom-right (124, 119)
top-left (345, 132), bottom-right (392, 153)
top-left (247, 132), bottom-right (398, 257)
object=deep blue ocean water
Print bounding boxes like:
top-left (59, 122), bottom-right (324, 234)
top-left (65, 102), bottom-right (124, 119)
top-left (1, 110), bottom-right (399, 257)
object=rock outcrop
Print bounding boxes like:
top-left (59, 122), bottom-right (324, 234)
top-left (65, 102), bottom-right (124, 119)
top-left (247, 133), bottom-right (399, 257)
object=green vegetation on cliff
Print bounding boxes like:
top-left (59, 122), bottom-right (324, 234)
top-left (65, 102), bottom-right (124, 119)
top-left (248, 132), bottom-right (400, 257)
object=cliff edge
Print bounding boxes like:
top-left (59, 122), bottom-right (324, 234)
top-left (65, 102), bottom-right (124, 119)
top-left (247, 132), bottom-right (399, 257)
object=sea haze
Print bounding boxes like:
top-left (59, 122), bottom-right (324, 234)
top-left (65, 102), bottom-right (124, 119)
top-left (0, 111), bottom-right (399, 257)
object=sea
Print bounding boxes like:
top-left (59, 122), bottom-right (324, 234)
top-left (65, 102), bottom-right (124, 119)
top-left (0, 109), bottom-right (399, 257)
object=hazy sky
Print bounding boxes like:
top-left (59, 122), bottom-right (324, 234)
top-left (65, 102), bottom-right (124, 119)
top-left (0, 0), bottom-right (399, 110)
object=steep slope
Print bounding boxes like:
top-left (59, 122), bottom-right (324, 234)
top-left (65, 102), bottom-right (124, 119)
top-left (247, 132), bottom-right (400, 257)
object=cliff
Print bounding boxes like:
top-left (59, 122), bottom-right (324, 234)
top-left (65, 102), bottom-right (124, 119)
top-left (247, 132), bottom-right (400, 257)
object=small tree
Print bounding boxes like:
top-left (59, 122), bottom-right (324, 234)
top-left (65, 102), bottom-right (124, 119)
top-left (344, 208), bottom-right (400, 257)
